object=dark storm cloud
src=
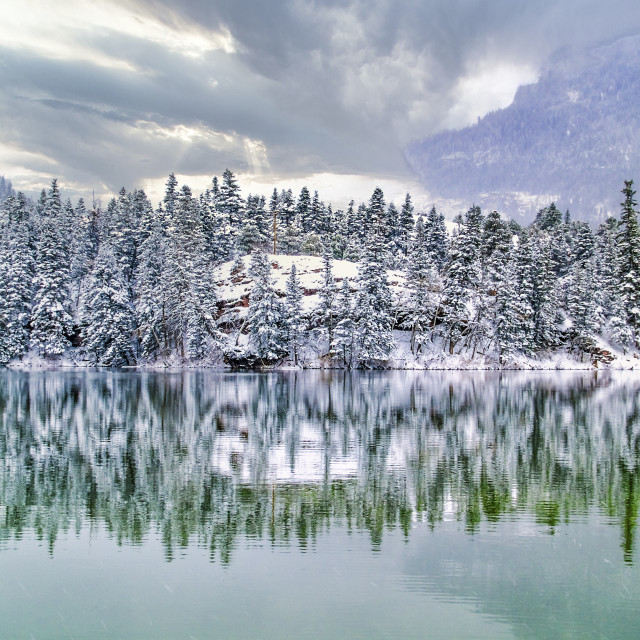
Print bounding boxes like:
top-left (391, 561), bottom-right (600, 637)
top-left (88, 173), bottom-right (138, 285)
top-left (2, 0), bottom-right (640, 199)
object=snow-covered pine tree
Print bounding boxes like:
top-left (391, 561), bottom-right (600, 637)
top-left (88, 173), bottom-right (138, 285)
top-left (285, 263), bottom-right (304, 365)
top-left (566, 258), bottom-right (603, 356)
top-left (218, 169), bottom-right (244, 230)
top-left (135, 209), bottom-right (168, 359)
top-left (30, 179), bottom-right (73, 357)
top-left (494, 258), bottom-right (528, 362)
top-left (330, 206), bottom-right (350, 260)
top-left (616, 180), bottom-right (640, 346)
top-left (354, 187), bottom-right (394, 366)
top-left (163, 172), bottom-right (179, 221)
top-left (110, 188), bottom-right (140, 290)
top-left (530, 233), bottom-right (560, 350)
top-left (494, 236), bottom-right (535, 360)
top-left (424, 206), bottom-right (449, 273)
top-left (247, 250), bottom-right (288, 361)
top-left (301, 231), bottom-right (324, 256)
top-left (69, 198), bottom-right (95, 295)
top-left (81, 243), bottom-right (135, 366)
top-left (279, 188), bottom-right (295, 228)
top-left (297, 186), bottom-right (312, 234)
top-left (317, 248), bottom-right (336, 348)
top-left (161, 184), bottom-right (223, 360)
top-left (595, 217), bottom-right (633, 347)
top-left (309, 190), bottom-right (324, 235)
top-left (184, 254), bottom-right (225, 360)
top-left (269, 188), bottom-right (279, 253)
top-left (0, 195), bottom-right (33, 362)
top-left (279, 201), bottom-right (302, 255)
top-left (330, 277), bottom-right (356, 367)
top-left (385, 201), bottom-right (402, 265)
top-left (403, 216), bottom-right (438, 354)
top-left (398, 193), bottom-right (415, 258)
top-left (570, 221), bottom-right (595, 268)
top-left (441, 206), bottom-right (482, 355)
top-left (481, 210), bottom-right (511, 292)
top-left (238, 194), bottom-right (268, 254)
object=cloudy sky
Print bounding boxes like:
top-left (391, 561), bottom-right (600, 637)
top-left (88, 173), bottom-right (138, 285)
top-left (1, 0), bottom-right (640, 207)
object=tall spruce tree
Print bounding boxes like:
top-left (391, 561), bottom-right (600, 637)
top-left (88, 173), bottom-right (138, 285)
top-left (136, 209), bottom-right (168, 359)
top-left (247, 250), bottom-right (288, 361)
top-left (330, 277), bottom-right (356, 367)
top-left (285, 263), bottom-right (304, 365)
top-left (441, 207), bottom-right (482, 355)
top-left (403, 216), bottom-right (438, 354)
top-left (81, 243), bottom-right (136, 366)
top-left (424, 206), bottom-right (448, 272)
top-left (617, 180), bottom-right (640, 345)
top-left (0, 195), bottom-right (33, 362)
top-left (317, 248), bottom-right (337, 348)
top-left (30, 179), bottom-right (73, 357)
top-left (354, 187), bottom-right (394, 366)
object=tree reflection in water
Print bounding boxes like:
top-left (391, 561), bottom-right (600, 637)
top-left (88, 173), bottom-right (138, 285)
top-left (0, 370), bottom-right (638, 563)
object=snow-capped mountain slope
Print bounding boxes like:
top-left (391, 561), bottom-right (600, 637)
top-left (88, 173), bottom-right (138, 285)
top-left (405, 35), bottom-right (640, 223)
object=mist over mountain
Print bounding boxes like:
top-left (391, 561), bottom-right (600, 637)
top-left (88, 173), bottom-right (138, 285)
top-left (405, 34), bottom-right (640, 223)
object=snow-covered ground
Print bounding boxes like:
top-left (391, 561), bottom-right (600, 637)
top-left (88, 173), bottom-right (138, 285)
top-left (215, 253), bottom-right (405, 320)
top-left (213, 254), bottom-right (640, 371)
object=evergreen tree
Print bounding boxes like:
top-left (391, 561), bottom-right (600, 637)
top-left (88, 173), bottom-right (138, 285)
top-left (317, 249), bottom-right (336, 347)
top-left (535, 203), bottom-right (562, 230)
top-left (110, 188), bottom-right (139, 290)
top-left (403, 217), bottom-right (438, 354)
top-left (136, 211), bottom-right (168, 359)
top-left (424, 206), bottom-right (448, 272)
top-left (81, 243), bottom-right (135, 366)
top-left (0, 198), bottom-right (33, 362)
top-left (330, 277), bottom-right (356, 367)
top-left (285, 263), bottom-right (304, 365)
top-left (238, 194), bottom-right (268, 254)
top-left (570, 221), bottom-right (595, 267)
top-left (354, 188), bottom-right (394, 366)
top-left (617, 180), bottom-right (640, 345)
top-left (495, 259), bottom-right (529, 362)
top-left (481, 210), bottom-right (511, 292)
top-left (494, 236), bottom-right (536, 360)
top-left (269, 188), bottom-right (279, 253)
top-left (530, 234), bottom-right (560, 350)
top-left (310, 191), bottom-right (324, 235)
top-left (163, 173), bottom-right (179, 220)
top-left (595, 218), bottom-right (632, 347)
top-left (441, 206), bottom-right (482, 355)
top-left (247, 250), bottom-right (288, 361)
top-left (297, 187), bottom-right (312, 233)
top-left (385, 201), bottom-right (401, 263)
top-left (161, 184), bottom-right (221, 359)
top-left (279, 203), bottom-right (302, 255)
top-left (218, 169), bottom-right (244, 229)
top-left (30, 180), bottom-right (72, 357)
top-left (566, 258), bottom-right (602, 354)
top-left (398, 193), bottom-right (415, 257)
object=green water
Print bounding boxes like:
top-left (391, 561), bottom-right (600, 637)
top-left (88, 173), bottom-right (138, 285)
top-left (0, 370), bottom-right (639, 639)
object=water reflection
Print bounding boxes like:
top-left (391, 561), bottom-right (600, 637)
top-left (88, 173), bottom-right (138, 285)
top-left (0, 370), bottom-right (639, 564)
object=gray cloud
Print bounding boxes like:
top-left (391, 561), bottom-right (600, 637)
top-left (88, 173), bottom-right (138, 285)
top-left (1, 0), bottom-right (640, 201)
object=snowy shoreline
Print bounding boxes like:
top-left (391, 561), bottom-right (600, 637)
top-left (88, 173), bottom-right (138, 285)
top-left (7, 338), bottom-right (640, 372)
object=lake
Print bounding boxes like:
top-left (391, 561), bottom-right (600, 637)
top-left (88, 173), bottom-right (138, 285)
top-left (1, 369), bottom-right (639, 639)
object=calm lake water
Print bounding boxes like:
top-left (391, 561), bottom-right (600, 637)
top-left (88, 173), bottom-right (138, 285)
top-left (1, 369), bottom-right (639, 639)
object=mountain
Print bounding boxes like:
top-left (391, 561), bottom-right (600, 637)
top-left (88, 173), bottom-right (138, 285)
top-left (405, 35), bottom-right (640, 223)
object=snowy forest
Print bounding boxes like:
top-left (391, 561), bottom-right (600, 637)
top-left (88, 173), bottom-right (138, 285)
top-left (1, 170), bottom-right (640, 368)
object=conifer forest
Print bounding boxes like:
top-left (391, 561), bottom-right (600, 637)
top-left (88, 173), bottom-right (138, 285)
top-left (1, 171), bottom-right (640, 369)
